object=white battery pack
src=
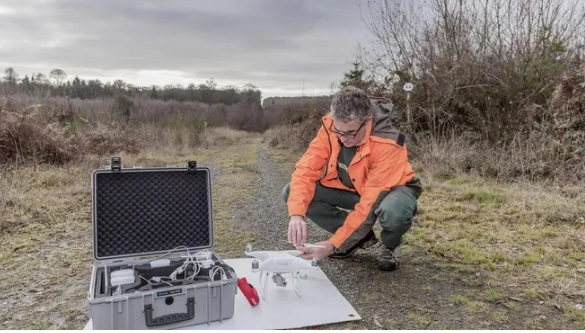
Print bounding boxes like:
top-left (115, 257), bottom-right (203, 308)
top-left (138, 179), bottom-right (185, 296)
top-left (110, 269), bottom-right (135, 286)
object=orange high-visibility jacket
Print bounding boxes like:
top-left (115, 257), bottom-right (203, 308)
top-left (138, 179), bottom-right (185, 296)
top-left (287, 98), bottom-right (418, 252)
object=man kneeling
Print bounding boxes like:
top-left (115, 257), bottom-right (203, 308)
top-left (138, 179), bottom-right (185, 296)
top-left (282, 86), bottom-right (422, 271)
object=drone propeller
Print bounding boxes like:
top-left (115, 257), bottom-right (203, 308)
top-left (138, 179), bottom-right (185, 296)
top-left (245, 244), bottom-right (302, 260)
top-left (245, 249), bottom-right (271, 261)
top-left (256, 253), bottom-right (318, 273)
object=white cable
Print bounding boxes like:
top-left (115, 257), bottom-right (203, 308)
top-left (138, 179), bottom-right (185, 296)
top-left (171, 249), bottom-right (211, 281)
top-left (131, 247), bottom-right (216, 283)
top-left (114, 247), bottom-right (220, 296)
top-left (209, 266), bottom-right (225, 281)
top-left (139, 275), bottom-right (151, 285)
top-left (140, 275), bottom-right (173, 287)
top-left (187, 260), bottom-right (201, 280)
top-left (153, 277), bottom-right (173, 287)
top-left (131, 245), bottom-right (192, 272)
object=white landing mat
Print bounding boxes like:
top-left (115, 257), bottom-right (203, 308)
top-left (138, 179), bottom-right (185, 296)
top-left (84, 258), bottom-right (361, 330)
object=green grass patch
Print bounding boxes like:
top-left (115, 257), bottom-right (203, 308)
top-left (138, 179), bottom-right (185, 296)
top-left (461, 191), bottom-right (505, 204)
top-left (449, 294), bottom-right (469, 305)
top-left (476, 290), bottom-right (507, 303)
top-left (464, 301), bottom-right (491, 314)
top-left (407, 313), bottom-right (432, 327)
top-left (363, 292), bottom-right (374, 303)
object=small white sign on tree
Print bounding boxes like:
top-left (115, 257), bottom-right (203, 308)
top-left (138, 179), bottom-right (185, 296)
top-left (403, 82), bottom-right (414, 123)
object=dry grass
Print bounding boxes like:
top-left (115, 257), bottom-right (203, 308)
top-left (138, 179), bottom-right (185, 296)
top-left (203, 126), bottom-right (261, 149)
top-left (261, 102), bottom-right (326, 152)
top-left (0, 103), bottom-right (140, 165)
top-left (261, 120), bottom-right (322, 152)
top-left (408, 172), bottom-right (585, 290)
top-left (0, 159), bottom-right (101, 329)
top-left (409, 130), bottom-right (585, 184)
top-left (262, 125), bottom-right (305, 151)
top-left (0, 130), bottom-right (261, 329)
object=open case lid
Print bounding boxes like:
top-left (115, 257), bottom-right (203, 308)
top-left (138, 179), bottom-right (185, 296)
top-left (91, 159), bottom-right (213, 262)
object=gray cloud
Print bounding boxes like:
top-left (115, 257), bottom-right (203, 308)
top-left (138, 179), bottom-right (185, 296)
top-left (0, 0), bottom-right (372, 97)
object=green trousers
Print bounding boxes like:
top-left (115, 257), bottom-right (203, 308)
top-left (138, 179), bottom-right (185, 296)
top-left (283, 181), bottom-right (419, 250)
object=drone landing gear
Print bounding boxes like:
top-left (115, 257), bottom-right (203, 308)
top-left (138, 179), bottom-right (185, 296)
top-left (289, 272), bottom-right (302, 298)
top-left (258, 271), bottom-right (302, 299)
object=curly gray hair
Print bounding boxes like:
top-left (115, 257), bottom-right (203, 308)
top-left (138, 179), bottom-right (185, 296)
top-left (330, 86), bottom-right (372, 122)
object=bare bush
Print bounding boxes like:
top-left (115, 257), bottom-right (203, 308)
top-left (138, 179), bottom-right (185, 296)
top-left (262, 97), bottom-right (330, 151)
top-left (328, 0), bottom-right (585, 183)
top-left (79, 123), bottom-right (141, 156)
top-left (0, 100), bottom-right (76, 165)
top-left (0, 86), bottom-right (270, 166)
top-left (225, 101), bottom-right (267, 132)
top-left (0, 98), bottom-right (140, 165)
top-left (262, 107), bottom-right (325, 152)
top-left (410, 128), bottom-right (585, 183)
top-left (361, 0), bottom-right (585, 140)
top-left (263, 97), bottom-right (332, 128)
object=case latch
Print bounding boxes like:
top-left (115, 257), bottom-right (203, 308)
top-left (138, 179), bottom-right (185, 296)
top-left (187, 160), bottom-right (197, 172)
top-left (111, 157), bottom-right (122, 172)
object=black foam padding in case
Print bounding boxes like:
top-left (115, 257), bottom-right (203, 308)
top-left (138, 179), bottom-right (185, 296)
top-left (93, 168), bottom-right (212, 259)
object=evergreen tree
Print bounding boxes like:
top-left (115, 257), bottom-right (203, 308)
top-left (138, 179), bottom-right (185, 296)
top-left (339, 61), bottom-right (374, 92)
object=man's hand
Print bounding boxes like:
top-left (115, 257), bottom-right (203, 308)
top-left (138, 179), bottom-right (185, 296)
top-left (296, 240), bottom-right (334, 260)
top-left (288, 215), bottom-right (307, 246)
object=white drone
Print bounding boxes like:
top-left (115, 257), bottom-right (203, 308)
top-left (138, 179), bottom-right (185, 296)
top-left (244, 244), bottom-right (320, 299)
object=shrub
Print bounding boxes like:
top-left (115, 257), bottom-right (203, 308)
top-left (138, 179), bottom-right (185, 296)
top-left (0, 98), bottom-right (140, 165)
top-left (0, 101), bottom-right (75, 165)
top-left (360, 0), bottom-right (585, 143)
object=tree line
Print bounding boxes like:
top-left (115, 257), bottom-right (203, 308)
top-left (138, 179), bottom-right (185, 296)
top-left (0, 67), bottom-right (262, 106)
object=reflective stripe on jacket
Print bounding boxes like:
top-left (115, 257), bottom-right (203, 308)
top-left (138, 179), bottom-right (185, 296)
top-left (287, 98), bottom-right (418, 252)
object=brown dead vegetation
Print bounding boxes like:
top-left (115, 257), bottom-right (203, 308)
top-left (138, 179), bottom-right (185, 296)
top-left (0, 98), bottom-right (140, 165)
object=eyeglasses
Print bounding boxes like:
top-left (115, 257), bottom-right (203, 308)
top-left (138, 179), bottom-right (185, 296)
top-left (329, 118), bottom-right (369, 138)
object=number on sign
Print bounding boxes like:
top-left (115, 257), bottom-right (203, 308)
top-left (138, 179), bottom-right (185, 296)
top-left (403, 83), bottom-right (414, 92)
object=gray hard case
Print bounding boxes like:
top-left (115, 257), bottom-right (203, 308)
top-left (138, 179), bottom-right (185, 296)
top-left (86, 158), bottom-right (238, 330)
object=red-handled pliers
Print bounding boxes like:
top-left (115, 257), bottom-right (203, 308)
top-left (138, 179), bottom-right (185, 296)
top-left (237, 277), bottom-right (260, 306)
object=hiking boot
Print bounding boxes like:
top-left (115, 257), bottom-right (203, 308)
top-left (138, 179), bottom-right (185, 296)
top-left (377, 245), bottom-right (399, 271)
top-left (329, 231), bottom-right (379, 259)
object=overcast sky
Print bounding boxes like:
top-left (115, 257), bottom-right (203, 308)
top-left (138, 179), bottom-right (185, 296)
top-left (0, 0), bottom-right (373, 98)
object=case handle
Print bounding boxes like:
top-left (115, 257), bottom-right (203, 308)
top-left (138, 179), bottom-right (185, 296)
top-left (144, 297), bottom-right (195, 327)
top-left (187, 160), bottom-right (197, 171)
top-left (110, 157), bottom-right (121, 171)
